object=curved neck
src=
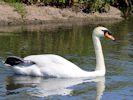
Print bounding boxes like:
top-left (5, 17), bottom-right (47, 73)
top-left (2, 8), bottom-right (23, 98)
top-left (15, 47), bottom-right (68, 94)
top-left (92, 34), bottom-right (105, 72)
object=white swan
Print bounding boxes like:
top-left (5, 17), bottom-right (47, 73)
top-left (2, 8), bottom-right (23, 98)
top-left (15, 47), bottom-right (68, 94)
top-left (4, 26), bottom-right (115, 78)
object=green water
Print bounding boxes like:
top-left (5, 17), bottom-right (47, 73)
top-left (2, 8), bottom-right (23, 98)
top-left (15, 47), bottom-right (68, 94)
top-left (0, 17), bottom-right (133, 100)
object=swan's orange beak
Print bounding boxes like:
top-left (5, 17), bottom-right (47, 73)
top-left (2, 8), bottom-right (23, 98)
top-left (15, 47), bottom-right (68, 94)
top-left (105, 32), bottom-right (115, 41)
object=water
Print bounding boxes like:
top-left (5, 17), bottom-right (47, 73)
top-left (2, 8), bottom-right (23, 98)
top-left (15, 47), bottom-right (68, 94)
top-left (0, 17), bottom-right (133, 100)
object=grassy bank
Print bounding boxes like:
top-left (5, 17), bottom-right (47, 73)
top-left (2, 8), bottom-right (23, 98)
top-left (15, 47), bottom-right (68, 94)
top-left (10, 2), bottom-right (26, 18)
top-left (2, 0), bottom-right (133, 18)
top-left (3, 0), bottom-right (133, 9)
top-left (0, 0), bottom-right (123, 26)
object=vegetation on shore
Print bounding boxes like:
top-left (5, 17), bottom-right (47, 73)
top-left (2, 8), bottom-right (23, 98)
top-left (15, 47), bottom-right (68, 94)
top-left (0, 0), bottom-right (132, 25)
top-left (10, 2), bottom-right (26, 18)
top-left (3, 0), bottom-right (133, 13)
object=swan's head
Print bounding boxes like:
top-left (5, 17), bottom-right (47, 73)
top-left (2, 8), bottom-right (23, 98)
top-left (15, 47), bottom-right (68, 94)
top-left (93, 26), bottom-right (115, 40)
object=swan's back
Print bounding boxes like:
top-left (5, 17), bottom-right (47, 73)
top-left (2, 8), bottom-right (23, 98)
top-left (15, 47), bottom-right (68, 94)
top-left (24, 54), bottom-right (77, 67)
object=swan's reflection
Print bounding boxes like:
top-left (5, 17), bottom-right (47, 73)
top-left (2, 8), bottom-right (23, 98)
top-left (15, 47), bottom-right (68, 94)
top-left (6, 76), bottom-right (105, 99)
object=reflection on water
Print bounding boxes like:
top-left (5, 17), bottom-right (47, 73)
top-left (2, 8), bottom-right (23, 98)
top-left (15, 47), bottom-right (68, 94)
top-left (6, 76), bottom-right (105, 99)
top-left (0, 25), bottom-right (94, 58)
top-left (0, 17), bottom-right (133, 100)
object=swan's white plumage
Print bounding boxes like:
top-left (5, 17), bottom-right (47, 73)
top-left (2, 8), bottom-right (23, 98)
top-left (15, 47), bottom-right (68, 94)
top-left (6, 26), bottom-right (115, 78)
top-left (13, 54), bottom-right (101, 78)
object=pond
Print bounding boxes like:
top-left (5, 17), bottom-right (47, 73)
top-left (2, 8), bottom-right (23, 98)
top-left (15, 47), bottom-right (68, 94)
top-left (0, 17), bottom-right (133, 100)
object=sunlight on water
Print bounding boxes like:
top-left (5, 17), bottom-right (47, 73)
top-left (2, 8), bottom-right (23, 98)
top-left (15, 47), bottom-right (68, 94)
top-left (0, 17), bottom-right (133, 100)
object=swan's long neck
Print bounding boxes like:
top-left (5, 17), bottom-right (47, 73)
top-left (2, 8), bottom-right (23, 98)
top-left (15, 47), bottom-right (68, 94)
top-left (92, 34), bottom-right (105, 72)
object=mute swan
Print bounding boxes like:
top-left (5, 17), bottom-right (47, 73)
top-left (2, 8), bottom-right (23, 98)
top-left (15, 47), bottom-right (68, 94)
top-left (4, 26), bottom-right (115, 78)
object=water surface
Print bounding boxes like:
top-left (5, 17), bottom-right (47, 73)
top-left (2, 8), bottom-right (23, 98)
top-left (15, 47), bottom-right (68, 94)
top-left (0, 17), bottom-right (133, 100)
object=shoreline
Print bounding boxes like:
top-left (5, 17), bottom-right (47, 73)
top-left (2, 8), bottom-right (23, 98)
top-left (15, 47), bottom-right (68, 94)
top-left (0, 18), bottom-right (122, 33)
top-left (0, 2), bottom-right (123, 26)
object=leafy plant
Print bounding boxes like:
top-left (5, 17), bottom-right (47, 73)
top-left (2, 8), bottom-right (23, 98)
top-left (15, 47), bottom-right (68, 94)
top-left (82, 0), bottom-right (113, 13)
top-left (2, 0), bottom-right (133, 13)
top-left (3, 0), bottom-right (22, 3)
top-left (11, 2), bottom-right (26, 18)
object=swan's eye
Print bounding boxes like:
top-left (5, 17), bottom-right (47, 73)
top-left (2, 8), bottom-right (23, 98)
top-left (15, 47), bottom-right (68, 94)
top-left (102, 30), bottom-right (112, 36)
top-left (108, 32), bottom-right (112, 35)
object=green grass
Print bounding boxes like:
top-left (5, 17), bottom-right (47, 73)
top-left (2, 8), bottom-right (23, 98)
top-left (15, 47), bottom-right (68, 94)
top-left (10, 2), bottom-right (26, 18)
top-left (4, 0), bottom-right (21, 3)
top-left (2, 0), bottom-right (26, 18)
